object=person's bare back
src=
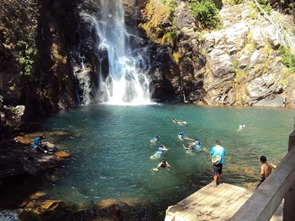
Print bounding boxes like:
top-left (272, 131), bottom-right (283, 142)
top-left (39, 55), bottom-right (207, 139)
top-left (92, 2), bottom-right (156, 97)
top-left (256, 156), bottom-right (276, 190)
top-left (260, 162), bottom-right (276, 180)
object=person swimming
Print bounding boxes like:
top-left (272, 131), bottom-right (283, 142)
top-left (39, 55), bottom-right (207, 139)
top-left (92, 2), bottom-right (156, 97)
top-left (150, 135), bottom-right (160, 143)
top-left (157, 159), bottom-right (171, 169)
top-left (178, 132), bottom-right (185, 140)
top-left (172, 118), bottom-right (187, 126)
top-left (178, 132), bottom-right (194, 141)
top-left (150, 145), bottom-right (168, 160)
top-left (238, 125), bottom-right (246, 131)
top-left (183, 138), bottom-right (202, 151)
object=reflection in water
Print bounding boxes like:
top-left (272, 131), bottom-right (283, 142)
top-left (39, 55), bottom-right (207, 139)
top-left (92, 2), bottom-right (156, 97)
top-left (42, 104), bottom-right (294, 220)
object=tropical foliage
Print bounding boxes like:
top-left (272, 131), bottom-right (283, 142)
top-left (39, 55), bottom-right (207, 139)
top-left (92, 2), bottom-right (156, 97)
top-left (188, 0), bottom-right (220, 29)
top-left (279, 46), bottom-right (295, 73)
top-left (0, 0), bottom-right (39, 76)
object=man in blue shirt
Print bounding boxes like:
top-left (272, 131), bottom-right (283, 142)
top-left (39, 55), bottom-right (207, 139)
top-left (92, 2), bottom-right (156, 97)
top-left (33, 135), bottom-right (48, 153)
top-left (210, 140), bottom-right (225, 187)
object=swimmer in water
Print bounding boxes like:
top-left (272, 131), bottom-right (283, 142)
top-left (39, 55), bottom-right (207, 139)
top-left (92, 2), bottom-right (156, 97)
top-left (238, 125), bottom-right (246, 131)
top-left (157, 159), bottom-right (171, 169)
top-left (178, 132), bottom-right (194, 141)
top-left (150, 145), bottom-right (168, 160)
top-left (150, 135), bottom-right (160, 143)
top-left (172, 118), bottom-right (187, 126)
top-left (183, 138), bottom-right (201, 151)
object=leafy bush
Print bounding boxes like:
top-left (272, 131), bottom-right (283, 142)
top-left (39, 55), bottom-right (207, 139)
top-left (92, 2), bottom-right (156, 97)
top-left (189, 0), bottom-right (220, 29)
top-left (256, 0), bottom-right (272, 14)
top-left (0, 0), bottom-right (39, 75)
top-left (223, 0), bottom-right (245, 4)
top-left (279, 46), bottom-right (295, 73)
top-left (160, 0), bottom-right (176, 8)
top-left (161, 31), bottom-right (176, 47)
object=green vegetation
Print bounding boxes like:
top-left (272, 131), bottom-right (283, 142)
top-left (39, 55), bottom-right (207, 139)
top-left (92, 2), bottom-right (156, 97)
top-left (161, 31), bottom-right (176, 47)
top-left (232, 59), bottom-right (247, 83)
top-left (140, 0), bottom-right (175, 41)
top-left (235, 68), bottom-right (247, 81)
top-left (160, 0), bottom-right (176, 8)
top-left (249, 2), bottom-right (259, 20)
top-left (53, 52), bottom-right (65, 63)
top-left (223, 0), bottom-right (245, 5)
top-left (18, 40), bottom-right (38, 75)
top-left (255, 0), bottom-right (272, 14)
top-left (0, 0), bottom-right (39, 76)
top-left (281, 2), bottom-right (295, 17)
top-left (279, 46), bottom-right (295, 73)
top-left (188, 0), bottom-right (220, 30)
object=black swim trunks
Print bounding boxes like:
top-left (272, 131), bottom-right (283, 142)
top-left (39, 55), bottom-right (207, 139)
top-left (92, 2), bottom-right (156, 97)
top-left (213, 163), bottom-right (223, 176)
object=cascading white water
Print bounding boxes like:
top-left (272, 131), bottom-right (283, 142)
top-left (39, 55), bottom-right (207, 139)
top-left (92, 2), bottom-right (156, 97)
top-left (74, 63), bottom-right (92, 106)
top-left (82, 0), bottom-right (152, 105)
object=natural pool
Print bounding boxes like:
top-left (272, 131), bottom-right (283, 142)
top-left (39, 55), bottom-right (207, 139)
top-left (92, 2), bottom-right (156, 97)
top-left (40, 104), bottom-right (294, 220)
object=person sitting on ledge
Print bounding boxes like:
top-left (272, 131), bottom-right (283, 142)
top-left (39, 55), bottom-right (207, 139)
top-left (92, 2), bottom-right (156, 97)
top-left (33, 135), bottom-right (48, 153)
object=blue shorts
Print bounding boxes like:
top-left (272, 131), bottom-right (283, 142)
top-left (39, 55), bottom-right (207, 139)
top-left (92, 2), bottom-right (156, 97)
top-left (213, 163), bottom-right (223, 176)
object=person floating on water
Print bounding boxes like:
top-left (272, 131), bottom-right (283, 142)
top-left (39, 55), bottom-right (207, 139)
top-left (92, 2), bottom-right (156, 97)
top-left (33, 135), bottom-right (48, 153)
top-left (255, 155), bottom-right (276, 190)
top-left (157, 159), bottom-right (171, 169)
top-left (183, 138), bottom-right (202, 151)
top-left (178, 131), bottom-right (185, 140)
top-left (238, 124), bottom-right (246, 131)
top-left (178, 132), bottom-right (194, 141)
top-left (150, 135), bottom-right (160, 143)
top-left (150, 144), bottom-right (168, 160)
top-left (172, 118), bottom-right (187, 126)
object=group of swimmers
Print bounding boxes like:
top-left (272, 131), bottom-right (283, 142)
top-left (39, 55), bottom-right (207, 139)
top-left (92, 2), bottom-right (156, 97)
top-left (149, 118), bottom-right (202, 171)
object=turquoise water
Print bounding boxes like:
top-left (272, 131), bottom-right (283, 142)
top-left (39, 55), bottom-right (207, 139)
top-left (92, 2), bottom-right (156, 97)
top-left (42, 104), bottom-right (294, 220)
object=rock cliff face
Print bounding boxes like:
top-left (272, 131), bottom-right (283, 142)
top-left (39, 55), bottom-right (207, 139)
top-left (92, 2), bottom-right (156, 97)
top-left (0, 0), bottom-right (83, 133)
top-left (140, 0), bottom-right (295, 106)
top-left (1, 0), bottom-right (295, 132)
top-left (201, 3), bottom-right (295, 107)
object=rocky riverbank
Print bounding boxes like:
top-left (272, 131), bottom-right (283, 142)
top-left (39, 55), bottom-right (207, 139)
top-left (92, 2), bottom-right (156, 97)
top-left (0, 130), bottom-right (70, 219)
top-left (0, 132), bottom-right (146, 221)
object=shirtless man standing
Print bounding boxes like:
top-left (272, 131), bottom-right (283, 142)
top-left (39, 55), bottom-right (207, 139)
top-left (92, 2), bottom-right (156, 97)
top-left (255, 155), bottom-right (276, 190)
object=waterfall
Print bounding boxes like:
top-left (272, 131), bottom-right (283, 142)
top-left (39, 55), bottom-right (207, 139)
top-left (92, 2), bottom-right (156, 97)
top-left (81, 0), bottom-right (152, 106)
top-left (73, 62), bottom-right (92, 106)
